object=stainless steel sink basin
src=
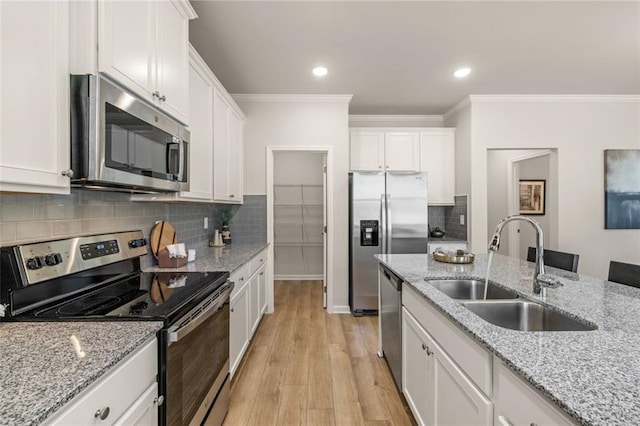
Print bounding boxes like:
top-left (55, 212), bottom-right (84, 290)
top-left (426, 279), bottom-right (519, 300)
top-left (460, 300), bottom-right (597, 332)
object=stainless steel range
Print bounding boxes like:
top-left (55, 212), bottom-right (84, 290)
top-left (0, 230), bottom-right (232, 426)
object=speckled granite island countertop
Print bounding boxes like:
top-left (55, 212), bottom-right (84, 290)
top-left (376, 252), bottom-right (640, 426)
top-left (0, 321), bottom-right (162, 426)
top-left (143, 242), bottom-right (268, 274)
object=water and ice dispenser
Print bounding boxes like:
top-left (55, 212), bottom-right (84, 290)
top-left (360, 220), bottom-right (379, 246)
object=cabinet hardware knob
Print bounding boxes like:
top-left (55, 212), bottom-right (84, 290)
top-left (426, 347), bottom-right (433, 356)
top-left (421, 343), bottom-right (427, 351)
top-left (530, 423), bottom-right (538, 426)
top-left (159, 94), bottom-right (166, 102)
top-left (94, 407), bottom-right (110, 420)
top-left (378, 165), bottom-right (382, 169)
top-left (152, 91), bottom-right (160, 98)
top-left (154, 395), bottom-right (164, 406)
top-left (61, 169), bottom-right (74, 178)
top-left (231, 308), bottom-right (234, 313)
top-left (230, 194), bottom-right (235, 198)
top-left (260, 272), bottom-right (264, 276)
top-left (240, 277), bottom-right (244, 281)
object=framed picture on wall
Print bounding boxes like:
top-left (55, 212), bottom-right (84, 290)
top-left (605, 149), bottom-right (640, 229)
top-left (519, 180), bottom-right (546, 215)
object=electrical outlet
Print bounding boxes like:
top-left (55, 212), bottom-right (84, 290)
top-left (204, 217), bottom-right (208, 229)
top-left (460, 215), bottom-right (465, 226)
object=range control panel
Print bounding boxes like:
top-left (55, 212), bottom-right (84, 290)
top-left (79, 240), bottom-right (119, 260)
top-left (16, 230), bottom-right (148, 286)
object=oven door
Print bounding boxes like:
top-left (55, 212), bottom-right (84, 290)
top-left (164, 282), bottom-right (232, 426)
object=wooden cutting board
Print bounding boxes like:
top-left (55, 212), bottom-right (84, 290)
top-left (149, 221), bottom-right (178, 260)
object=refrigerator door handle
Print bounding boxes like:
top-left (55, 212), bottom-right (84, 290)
top-left (386, 194), bottom-right (392, 254)
top-left (380, 194), bottom-right (386, 254)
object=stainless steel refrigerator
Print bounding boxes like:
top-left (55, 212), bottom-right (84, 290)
top-left (349, 172), bottom-right (428, 315)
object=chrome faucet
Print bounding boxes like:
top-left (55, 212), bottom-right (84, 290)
top-left (489, 215), bottom-right (562, 297)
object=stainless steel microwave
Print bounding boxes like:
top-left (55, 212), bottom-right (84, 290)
top-left (70, 74), bottom-right (189, 193)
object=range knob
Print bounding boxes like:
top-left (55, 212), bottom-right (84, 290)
top-left (129, 238), bottom-right (148, 249)
top-left (26, 257), bottom-right (44, 270)
top-left (44, 253), bottom-right (63, 266)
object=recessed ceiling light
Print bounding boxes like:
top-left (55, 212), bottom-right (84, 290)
top-left (453, 67), bottom-right (472, 78)
top-left (312, 66), bottom-right (328, 77)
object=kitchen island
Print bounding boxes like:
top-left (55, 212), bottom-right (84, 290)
top-left (377, 252), bottom-right (640, 426)
top-left (0, 321), bottom-right (162, 426)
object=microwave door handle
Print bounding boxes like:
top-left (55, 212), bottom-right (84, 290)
top-left (167, 282), bottom-right (233, 344)
top-left (166, 142), bottom-right (180, 176)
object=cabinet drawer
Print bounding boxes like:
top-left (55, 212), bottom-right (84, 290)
top-left (494, 360), bottom-right (576, 426)
top-left (249, 249), bottom-right (267, 277)
top-left (230, 264), bottom-right (250, 300)
top-left (403, 285), bottom-right (492, 396)
top-left (47, 338), bottom-right (157, 425)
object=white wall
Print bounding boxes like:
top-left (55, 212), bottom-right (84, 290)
top-left (518, 154), bottom-right (552, 259)
top-left (467, 97), bottom-right (640, 279)
top-left (235, 96), bottom-right (351, 311)
top-left (273, 151), bottom-right (324, 185)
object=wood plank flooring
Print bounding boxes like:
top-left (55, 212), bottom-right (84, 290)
top-left (224, 280), bottom-right (416, 426)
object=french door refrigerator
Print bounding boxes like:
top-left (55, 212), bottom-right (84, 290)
top-left (349, 172), bottom-right (429, 315)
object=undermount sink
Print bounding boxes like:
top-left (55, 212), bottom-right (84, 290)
top-left (426, 279), bottom-right (519, 300)
top-left (460, 300), bottom-right (597, 332)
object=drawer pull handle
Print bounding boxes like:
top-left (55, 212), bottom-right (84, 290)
top-left (154, 395), bottom-right (164, 406)
top-left (426, 347), bottom-right (433, 356)
top-left (95, 407), bottom-right (110, 420)
top-left (421, 343), bottom-right (426, 350)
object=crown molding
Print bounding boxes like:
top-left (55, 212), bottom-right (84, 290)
top-left (469, 94), bottom-right (640, 103)
top-left (348, 115), bottom-right (444, 123)
top-left (172, 0), bottom-right (197, 20)
top-left (231, 94), bottom-right (353, 103)
top-left (443, 97), bottom-right (472, 121)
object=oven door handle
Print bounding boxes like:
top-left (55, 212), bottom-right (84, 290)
top-left (168, 282), bottom-right (233, 345)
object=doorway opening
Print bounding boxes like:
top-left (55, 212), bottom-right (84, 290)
top-left (486, 149), bottom-right (558, 260)
top-left (266, 147), bottom-right (333, 311)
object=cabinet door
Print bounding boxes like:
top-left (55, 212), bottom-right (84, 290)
top-left (350, 131), bottom-right (385, 171)
top-left (419, 130), bottom-right (455, 205)
top-left (156, 0), bottom-right (189, 124)
top-left (227, 108), bottom-right (243, 203)
top-left (385, 132), bottom-right (420, 171)
top-left (248, 273), bottom-right (260, 335)
top-left (402, 308), bottom-right (434, 426)
top-left (0, 1), bottom-right (70, 194)
top-left (230, 285), bottom-right (249, 379)
top-left (181, 54), bottom-right (214, 200)
top-left (113, 382), bottom-right (158, 426)
top-left (432, 340), bottom-right (492, 425)
top-left (98, 0), bottom-right (154, 101)
top-left (258, 265), bottom-right (267, 315)
top-left (213, 89), bottom-right (231, 202)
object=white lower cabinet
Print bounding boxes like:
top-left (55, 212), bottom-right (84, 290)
top-left (45, 338), bottom-right (158, 425)
top-left (403, 307), bottom-right (491, 426)
top-left (229, 249), bottom-right (269, 379)
top-left (230, 279), bottom-right (250, 378)
top-left (493, 361), bottom-right (576, 426)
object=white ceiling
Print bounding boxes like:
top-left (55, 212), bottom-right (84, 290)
top-left (189, 1), bottom-right (640, 115)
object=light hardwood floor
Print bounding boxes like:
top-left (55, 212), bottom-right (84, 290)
top-left (224, 280), bottom-right (416, 426)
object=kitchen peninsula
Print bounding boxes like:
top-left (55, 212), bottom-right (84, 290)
top-left (377, 252), bottom-right (640, 426)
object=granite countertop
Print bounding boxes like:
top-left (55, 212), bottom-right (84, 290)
top-left (376, 252), bottom-right (640, 426)
top-left (143, 242), bottom-right (268, 274)
top-left (0, 321), bottom-right (162, 426)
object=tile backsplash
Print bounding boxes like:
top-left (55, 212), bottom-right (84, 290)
top-left (0, 191), bottom-right (267, 257)
top-left (428, 195), bottom-right (468, 240)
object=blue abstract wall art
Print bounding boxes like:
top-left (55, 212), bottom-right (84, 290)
top-left (605, 149), bottom-right (640, 229)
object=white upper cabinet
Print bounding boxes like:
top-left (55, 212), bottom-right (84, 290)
top-left (350, 131), bottom-right (385, 171)
top-left (96, 0), bottom-right (195, 124)
top-left (350, 129), bottom-right (420, 172)
top-left (0, 0), bottom-right (71, 194)
top-left (213, 88), bottom-right (244, 204)
top-left (419, 129), bottom-right (456, 206)
top-left (385, 132), bottom-right (420, 171)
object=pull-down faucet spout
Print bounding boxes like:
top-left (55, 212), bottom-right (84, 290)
top-left (488, 215), bottom-right (562, 297)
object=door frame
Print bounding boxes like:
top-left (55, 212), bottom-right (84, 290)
top-left (507, 149), bottom-right (554, 258)
top-left (266, 146), bottom-right (334, 313)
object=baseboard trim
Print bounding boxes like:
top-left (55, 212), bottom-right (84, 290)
top-left (274, 274), bottom-right (323, 281)
top-left (331, 305), bottom-right (352, 314)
